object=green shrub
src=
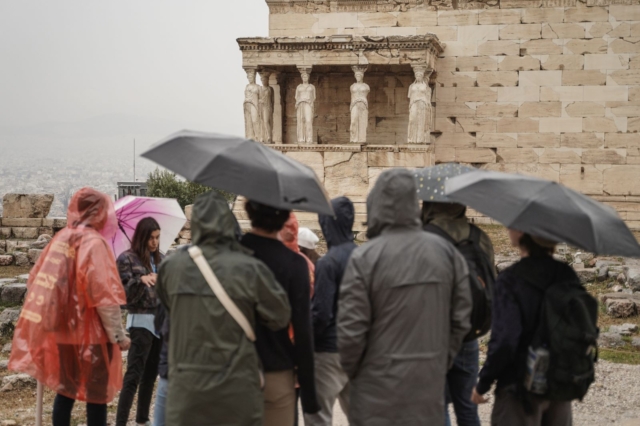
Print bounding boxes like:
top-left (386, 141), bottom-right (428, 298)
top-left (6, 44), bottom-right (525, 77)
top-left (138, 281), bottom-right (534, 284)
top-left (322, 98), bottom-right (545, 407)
top-left (147, 169), bottom-right (234, 209)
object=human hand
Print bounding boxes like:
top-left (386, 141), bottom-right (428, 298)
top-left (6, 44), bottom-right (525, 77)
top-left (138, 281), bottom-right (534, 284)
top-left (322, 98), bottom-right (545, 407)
top-left (471, 388), bottom-right (489, 405)
top-left (141, 274), bottom-right (156, 287)
top-left (119, 336), bottom-right (131, 351)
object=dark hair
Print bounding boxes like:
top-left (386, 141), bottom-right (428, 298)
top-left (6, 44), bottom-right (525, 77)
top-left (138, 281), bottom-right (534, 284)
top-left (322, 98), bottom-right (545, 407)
top-left (519, 233), bottom-right (554, 258)
top-left (244, 200), bottom-right (290, 233)
top-left (131, 217), bottom-right (161, 271)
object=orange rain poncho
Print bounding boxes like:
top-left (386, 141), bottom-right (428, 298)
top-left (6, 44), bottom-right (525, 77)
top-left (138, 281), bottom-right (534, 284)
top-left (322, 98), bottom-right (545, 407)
top-left (279, 212), bottom-right (315, 296)
top-left (9, 188), bottom-right (127, 404)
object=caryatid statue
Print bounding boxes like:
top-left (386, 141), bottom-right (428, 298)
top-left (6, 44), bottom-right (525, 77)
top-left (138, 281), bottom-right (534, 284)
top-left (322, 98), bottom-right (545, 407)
top-left (407, 66), bottom-right (433, 144)
top-left (259, 71), bottom-right (274, 144)
top-left (243, 67), bottom-right (262, 142)
top-left (295, 67), bottom-right (316, 144)
top-left (350, 66), bottom-right (370, 144)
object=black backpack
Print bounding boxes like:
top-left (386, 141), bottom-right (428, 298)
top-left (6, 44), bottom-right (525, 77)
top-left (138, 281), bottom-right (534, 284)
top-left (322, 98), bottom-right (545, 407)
top-left (526, 276), bottom-right (599, 401)
top-left (425, 223), bottom-right (495, 342)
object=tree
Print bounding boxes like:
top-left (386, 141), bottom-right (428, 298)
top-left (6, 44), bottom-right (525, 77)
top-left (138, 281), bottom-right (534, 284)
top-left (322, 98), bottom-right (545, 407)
top-left (147, 169), bottom-right (234, 209)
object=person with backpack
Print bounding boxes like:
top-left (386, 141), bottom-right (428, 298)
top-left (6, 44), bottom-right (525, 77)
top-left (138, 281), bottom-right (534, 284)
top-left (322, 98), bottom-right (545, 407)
top-left (422, 201), bottom-right (495, 426)
top-left (472, 229), bottom-right (598, 426)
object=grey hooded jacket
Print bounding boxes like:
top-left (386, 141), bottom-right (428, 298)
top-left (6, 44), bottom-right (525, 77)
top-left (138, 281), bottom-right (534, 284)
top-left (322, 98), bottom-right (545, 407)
top-left (337, 169), bottom-right (472, 426)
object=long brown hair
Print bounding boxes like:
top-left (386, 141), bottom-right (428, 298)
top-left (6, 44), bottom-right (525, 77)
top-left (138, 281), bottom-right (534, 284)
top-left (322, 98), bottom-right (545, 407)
top-left (131, 217), bottom-right (161, 271)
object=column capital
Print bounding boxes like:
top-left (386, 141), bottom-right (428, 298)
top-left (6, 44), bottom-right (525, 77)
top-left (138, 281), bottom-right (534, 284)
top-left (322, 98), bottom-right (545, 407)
top-left (351, 65), bottom-right (369, 74)
top-left (411, 65), bottom-right (433, 79)
top-left (297, 66), bottom-right (313, 75)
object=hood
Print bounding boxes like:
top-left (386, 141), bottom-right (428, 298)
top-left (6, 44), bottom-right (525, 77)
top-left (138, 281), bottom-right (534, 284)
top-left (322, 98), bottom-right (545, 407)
top-left (192, 191), bottom-right (243, 249)
top-left (422, 202), bottom-right (467, 225)
top-left (279, 213), bottom-right (300, 253)
top-left (366, 169), bottom-right (421, 239)
top-left (67, 187), bottom-right (117, 239)
top-left (319, 197), bottom-right (354, 248)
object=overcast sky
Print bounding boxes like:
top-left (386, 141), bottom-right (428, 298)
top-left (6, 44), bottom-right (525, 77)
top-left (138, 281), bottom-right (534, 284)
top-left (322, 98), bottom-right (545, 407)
top-left (0, 1), bottom-right (269, 139)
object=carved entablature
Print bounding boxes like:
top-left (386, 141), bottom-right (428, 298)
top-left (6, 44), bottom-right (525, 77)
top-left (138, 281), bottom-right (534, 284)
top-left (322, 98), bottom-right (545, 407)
top-left (265, 0), bottom-right (428, 13)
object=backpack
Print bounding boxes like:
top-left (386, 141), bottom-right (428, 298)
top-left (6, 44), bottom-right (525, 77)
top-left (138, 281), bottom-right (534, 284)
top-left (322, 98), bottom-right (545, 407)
top-left (525, 276), bottom-right (599, 401)
top-left (425, 223), bottom-right (495, 342)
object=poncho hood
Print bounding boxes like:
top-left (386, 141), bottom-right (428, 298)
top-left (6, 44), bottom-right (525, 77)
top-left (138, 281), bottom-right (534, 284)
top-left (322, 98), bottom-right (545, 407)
top-left (319, 197), bottom-right (354, 248)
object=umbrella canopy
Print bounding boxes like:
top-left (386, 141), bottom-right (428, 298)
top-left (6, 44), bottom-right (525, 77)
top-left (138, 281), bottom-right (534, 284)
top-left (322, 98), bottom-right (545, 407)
top-left (445, 170), bottom-right (640, 257)
top-left (112, 196), bottom-right (187, 258)
top-left (414, 163), bottom-right (476, 202)
top-left (141, 130), bottom-right (334, 216)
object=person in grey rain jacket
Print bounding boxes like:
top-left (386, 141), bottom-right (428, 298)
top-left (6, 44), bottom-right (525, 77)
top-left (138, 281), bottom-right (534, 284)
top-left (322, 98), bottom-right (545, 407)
top-left (337, 168), bottom-right (472, 426)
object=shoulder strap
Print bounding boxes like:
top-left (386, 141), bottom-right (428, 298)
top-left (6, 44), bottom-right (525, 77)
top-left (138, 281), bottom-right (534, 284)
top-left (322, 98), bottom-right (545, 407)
top-left (424, 223), bottom-right (457, 246)
top-left (468, 224), bottom-right (482, 245)
top-left (188, 246), bottom-right (256, 342)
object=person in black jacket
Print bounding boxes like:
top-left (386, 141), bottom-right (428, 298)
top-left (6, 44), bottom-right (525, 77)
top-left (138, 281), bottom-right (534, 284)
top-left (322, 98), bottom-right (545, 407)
top-left (241, 200), bottom-right (320, 426)
top-left (305, 197), bottom-right (357, 426)
top-left (472, 229), bottom-right (573, 426)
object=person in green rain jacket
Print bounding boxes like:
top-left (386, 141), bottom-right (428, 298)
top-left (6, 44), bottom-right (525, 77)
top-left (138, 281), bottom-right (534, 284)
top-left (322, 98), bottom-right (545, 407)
top-left (156, 191), bottom-right (291, 426)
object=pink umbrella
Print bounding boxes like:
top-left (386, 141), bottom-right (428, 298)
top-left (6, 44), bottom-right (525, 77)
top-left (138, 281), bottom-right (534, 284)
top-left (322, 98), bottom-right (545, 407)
top-left (112, 196), bottom-right (187, 258)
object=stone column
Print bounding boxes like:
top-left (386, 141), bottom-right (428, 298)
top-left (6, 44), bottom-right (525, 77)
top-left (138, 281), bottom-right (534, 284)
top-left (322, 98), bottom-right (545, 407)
top-left (259, 70), bottom-right (274, 144)
top-left (407, 65), bottom-right (433, 144)
top-left (350, 65), bottom-right (370, 144)
top-left (243, 66), bottom-right (262, 142)
top-left (295, 66), bottom-right (316, 144)
top-left (270, 72), bottom-right (284, 144)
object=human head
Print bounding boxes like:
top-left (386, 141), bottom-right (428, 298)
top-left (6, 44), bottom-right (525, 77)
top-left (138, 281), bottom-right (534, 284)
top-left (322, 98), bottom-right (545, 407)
top-left (67, 187), bottom-right (117, 239)
top-left (421, 202), bottom-right (467, 225)
top-left (508, 229), bottom-right (556, 257)
top-left (319, 196), bottom-right (354, 248)
top-left (131, 217), bottom-right (161, 270)
top-left (366, 170), bottom-right (420, 239)
top-left (414, 71), bottom-right (425, 83)
top-left (245, 200), bottom-right (290, 233)
top-left (301, 71), bottom-right (310, 84)
top-left (355, 71), bottom-right (364, 83)
top-left (298, 227), bottom-right (319, 250)
top-left (278, 213), bottom-right (300, 252)
top-left (260, 72), bottom-right (270, 86)
top-left (246, 68), bottom-right (256, 84)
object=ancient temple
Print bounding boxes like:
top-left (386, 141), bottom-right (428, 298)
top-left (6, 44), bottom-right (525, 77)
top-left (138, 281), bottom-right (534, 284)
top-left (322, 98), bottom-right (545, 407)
top-left (238, 0), bottom-right (640, 230)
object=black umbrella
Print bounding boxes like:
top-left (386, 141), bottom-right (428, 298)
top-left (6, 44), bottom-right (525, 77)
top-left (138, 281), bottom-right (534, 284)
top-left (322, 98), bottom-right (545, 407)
top-left (414, 163), bottom-right (477, 202)
top-left (445, 170), bottom-right (640, 257)
top-left (141, 130), bottom-right (333, 216)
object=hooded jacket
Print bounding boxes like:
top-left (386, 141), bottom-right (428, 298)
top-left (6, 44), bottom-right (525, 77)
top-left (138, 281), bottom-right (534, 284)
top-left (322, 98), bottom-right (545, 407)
top-left (156, 191), bottom-right (291, 426)
top-left (312, 196), bottom-right (357, 352)
top-left (337, 169), bottom-right (472, 426)
top-left (279, 212), bottom-right (315, 295)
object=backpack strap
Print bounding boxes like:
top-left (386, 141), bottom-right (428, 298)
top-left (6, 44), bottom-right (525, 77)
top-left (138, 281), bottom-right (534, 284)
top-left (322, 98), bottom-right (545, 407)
top-left (468, 224), bottom-right (482, 245)
top-left (188, 246), bottom-right (256, 342)
top-left (423, 223), bottom-right (457, 246)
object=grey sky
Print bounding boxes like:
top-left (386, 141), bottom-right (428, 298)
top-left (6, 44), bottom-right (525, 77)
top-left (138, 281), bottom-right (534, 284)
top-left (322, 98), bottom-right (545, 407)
top-left (0, 1), bottom-right (268, 137)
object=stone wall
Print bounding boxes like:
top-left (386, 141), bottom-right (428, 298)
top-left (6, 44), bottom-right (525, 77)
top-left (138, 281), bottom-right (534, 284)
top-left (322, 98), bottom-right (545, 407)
top-left (264, 2), bottom-right (640, 229)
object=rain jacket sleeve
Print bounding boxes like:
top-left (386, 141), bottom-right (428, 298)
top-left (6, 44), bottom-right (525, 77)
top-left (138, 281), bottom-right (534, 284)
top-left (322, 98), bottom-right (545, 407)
top-left (255, 262), bottom-right (291, 331)
top-left (79, 237), bottom-right (128, 309)
top-left (337, 255), bottom-right (370, 379)
top-left (311, 257), bottom-right (338, 338)
top-left (448, 250), bottom-right (472, 368)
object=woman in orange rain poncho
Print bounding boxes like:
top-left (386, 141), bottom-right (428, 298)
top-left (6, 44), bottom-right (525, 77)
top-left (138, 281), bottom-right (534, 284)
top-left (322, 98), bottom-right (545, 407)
top-left (9, 188), bottom-right (131, 426)
top-left (279, 212), bottom-right (315, 296)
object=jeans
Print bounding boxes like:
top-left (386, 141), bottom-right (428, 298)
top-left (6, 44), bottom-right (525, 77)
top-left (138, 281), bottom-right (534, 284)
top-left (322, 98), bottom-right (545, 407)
top-left (153, 377), bottom-right (168, 426)
top-left (116, 327), bottom-right (161, 426)
top-left (52, 394), bottom-right (106, 426)
top-left (445, 340), bottom-right (480, 426)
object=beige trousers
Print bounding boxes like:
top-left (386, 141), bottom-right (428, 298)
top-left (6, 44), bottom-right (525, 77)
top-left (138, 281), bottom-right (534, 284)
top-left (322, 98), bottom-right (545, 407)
top-left (303, 352), bottom-right (350, 426)
top-left (263, 370), bottom-right (296, 426)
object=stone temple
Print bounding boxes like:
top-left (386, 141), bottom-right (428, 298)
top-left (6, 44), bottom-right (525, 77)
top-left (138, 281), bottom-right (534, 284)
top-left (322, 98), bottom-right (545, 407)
top-left (237, 0), bottom-right (640, 231)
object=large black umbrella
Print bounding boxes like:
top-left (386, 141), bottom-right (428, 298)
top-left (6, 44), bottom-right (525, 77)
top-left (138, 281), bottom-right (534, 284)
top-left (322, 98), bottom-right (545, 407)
top-left (445, 170), bottom-right (640, 257)
top-left (414, 163), bottom-right (476, 202)
top-left (141, 130), bottom-right (333, 216)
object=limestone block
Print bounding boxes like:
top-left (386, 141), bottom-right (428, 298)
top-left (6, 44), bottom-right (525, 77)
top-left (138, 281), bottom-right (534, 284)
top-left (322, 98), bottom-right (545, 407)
top-left (1, 284), bottom-right (27, 304)
top-left (478, 40), bottom-right (519, 56)
top-left (482, 163), bottom-right (518, 174)
top-left (455, 148), bottom-right (497, 163)
top-left (269, 13), bottom-right (318, 30)
top-left (610, 38), bottom-right (640, 55)
top-left (561, 133), bottom-right (603, 148)
top-left (582, 149), bottom-right (626, 164)
top-left (5, 240), bottom-right (16, 253)
top-left (357, 12), bottom-right (398, 28)
top-left (564, 101), bottom-right (605, 117)
top-left (518, 133), bottom-right (561, 148)
top-left (605, 133), bottom-right (637, 148)
top-left (476, 133), bottom-right (518, 148)
top-left (434, 118), bottom-right (458, 132)
top-left (610, 104), bottom-right (640, 117)
top-left (324, 152), bottom-right (368, 199)
top-left (498, 118), bottom-right (539, 133)
top-left (475, 102), bottom-right (518, 117)
top-left (538, 148), bottom-right (582, 163)
top-left (438, 10), bottom-right (478, 26)
top-left (584, 55), bottom-right (629, 71)
top-left (517, 163), bottom-right (560, 181)
top-left (584, 86), bottom-right (627, 102)
top-left (519, 102), bottom-right (562, 118)
top-left (417, 25), bottom-right (456, 41)
top-left (0, 228), bottom-right (10, 239)
top-left (631, 87), bottom-right (640, 101)
top-left (28, 249), bottom-right (42, 264)
top-left (2, 194), bottom-right (53, 218)
top-left (497, 56), bottom-right (541, 71)
top-left (437, 57), bottom-right (457, 72)
top-left (376, 27), bottom-right (416, 36)
top-left (628, 117), bottom-right (640, 132)
top-left (497, 87), bottom-right (540, 102)
top-left (542, 23), bottom-right (584, 39)
top-left (367, 152), bottom-right (429, 168)
top-left (541, 86), bottom-right (584, 102)
top-left (456, 56), bottom-right (498, 72)
top-left (39, 227), bottom-right (53, 236)
top-left (435, 146), bottom-right (456, 162)
top-left (609, 6), bottom-right (640, 22)
top-left (455, 118), bottom-right (497, 133)
top-left (498, 148), bottom-right (539, 163)
top-left (539, 118), bottom-right (583, 133)
top-left (51, 218), bottom-right (67, 229)
top-left (560, 164), bottom-right (603, 194)
top-left (0, 218), bottom-right (43, 227)
top-left (286, 152), bottom-right (324, 183)
top-left (539, 55), bottom-right (584, 70)
top-left (434, 132), bottom-right (476, 147)
top-left (440, 41), bottom-right (478, 57)
top-left (583, 117), bottom-right (620, 133)
top-left (435, 103), bottom-right (476, 118)
top-left (631, 23), bottom-right (640, 37)
top-left (565, 39), bottom-right (607, 55)
top-left (456, 87), bottom-right (498, 102)
top-left (0, 255), bottom-right (13, 266)
top-left (564, 6), bottom-right (608, 23)
top-left (562, 70), bottom-right (606, 86)
top-left (604, 22), bottom-right (629, 38)
top-left (584, 22), bottom-right (612, 38)
top-left (604, 166), bottom-right (640, 195)
top-left (521, 39), bottom-right (563, 56)
top-left (608, 70), bottom-right (640, 86)
top-left (476, 71), bottom-right (518, 87)
top-left (11, 228), bottom-right (39, 240)
top-left (500, 24), bottom-right (541, 40)
top-left (479, 9), bottom-right (521, 25)
top-left (436, 71), bottom-right (477, 88)
top-left (519, 71), bottom-right (562, 87)
top-left (435, 87), bottom-right (456, 102)
top-left (522, 8), bottom-right (564, 24)
top-left (459, 25), bottom-right (499, 42)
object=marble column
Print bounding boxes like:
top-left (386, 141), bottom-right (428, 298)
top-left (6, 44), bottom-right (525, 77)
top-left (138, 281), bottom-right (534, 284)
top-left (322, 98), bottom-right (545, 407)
top-left (259, 71), bottom-right (274, 144)
top-left (407, 65), bottom-right (433, 144)
top-left (350, 65), bottom-right (370, 144)
top-left (270, 72), bottom-right (284, 144)
top-left (243, 66), bottom-right (262, 142)
top-left (295, 66), bottom-right (316, 144)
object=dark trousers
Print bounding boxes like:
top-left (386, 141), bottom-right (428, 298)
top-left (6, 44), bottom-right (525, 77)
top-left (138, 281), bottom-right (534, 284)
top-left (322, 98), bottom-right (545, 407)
top-left (116, 328), bottom-right (161, 426)
top-left (52, 394), bottom-right (106, 426)
top-left (491, 387), bottom-right (572, 426)
top-left (445, 340), bottom-right (481, 426)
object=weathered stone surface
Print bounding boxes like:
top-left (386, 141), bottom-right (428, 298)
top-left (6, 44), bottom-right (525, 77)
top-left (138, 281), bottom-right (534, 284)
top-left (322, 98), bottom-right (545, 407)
top-left (540, 86), bottom-right (583, 102)
top-left (476, 133), bottom-right (518, 148)
top-left (478, 40), bottom-right (519, 56)
top-left (0, 255), bottom-right (13, 266)
top-left (497, 118), bottom-right (539, 133)
top-left (27, 249), bottom-right (43, 264)
top-left (609, 70), bottom-right (640, 86)
top-left (628, 268), bottom-right (640, 291)
top-left (542, 23), bottom-right (584, 39)
top-left (562, 70), bottom-right (606, 86)
top-left (497, 148), bottom-right (539, 163)
top-left (599, 331), bottom-right (624, 347)
top-left (455, 118), bottom-right (497, 133)
top-left (597, 266), bottom-right (609, 282)
top-left (606, 298), bottom-right (637, 318)
top-left (582, 149), bottom-right (626, 165)
top-left (324, 152), bottom-right (368, 200)
top-left (610, 38), bottom-right (640, 54)
top-left (565, 102), bottom-right (605, 117)
top-left (16, 274), bottom-right (29, 283)
top-left (2, 194), bottom-right (54, 218)
top-left (500, 24), bottom-right (541, 40)
top-left (540, 55), bottom-right (584, 71)
top-left (475, 103), bottom-right (518, 118)
top-left (576, 268), bottom-right (598, 284)
top-left (564, 6), bottom-right (608, 23)
top-left (479, 9), bottom-right (521, 25)
top-left (456, 56), bottom-right (498, 72)
top-left (456, 87), bottom-right (497, 102)
top-left (584, 54), bottom-right (629, 70)
top-left (0, 218), bottom-right (42, 227)
top-left (522, 8), bottom-right (564, 24)
top-left (584, 86), bottom-right (628, 102)
top-left (30, 234), bottom-right (51, 250)
top-left (0, 308), bottom-right (20, 337)
top-left (609, 323), bottom-right (639, 336)
top-left (11, 227), bottom-right (39, 240)
top-left (521, 39), bottom-right (563, 55)
top-left (0, 228), bottom-right (10, 239)
top-left (604, 166), bottom-right (640, 196)
top-left (497, 55), bottom-right (540, 71)
top-left (476, 71), bottom-right (518, 87)
top-left (286, 151), bottom-right (324, 182)
top-left (560, 164), bottom-right (603, 195)
top-left (539, 118), bottom-right (582, 133)
top-left (605, 133), bottom-right (636, 149)
top-left (0, 374), bottom-right (36, 392)
top-left (518, 163), bottom-right (560, 181)
top-left (519, 102), bottom-right (561, 118)
top-left (1, 284), bottom-right (27, 304)
top-left (518, 133), bottom-right (560, 148)
top-left (367, 152), bottom-right (428, 168)
top-left (455, 148), bottom-right (496, 163)
top-left (13, 252), bottom-right (29, 267)
top-left (565, 39), bottom-right (607, 55)
top-left (609, 5), bottom-right (640, 22)
top-left (498, 87), bottom-right (540, 102)
top-left (539, 148), bottom-right (581, 163)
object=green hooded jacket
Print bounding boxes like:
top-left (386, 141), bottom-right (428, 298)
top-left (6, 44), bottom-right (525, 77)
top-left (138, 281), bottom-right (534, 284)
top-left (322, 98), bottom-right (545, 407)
top-left (156, 192), bottom-right (291, 426)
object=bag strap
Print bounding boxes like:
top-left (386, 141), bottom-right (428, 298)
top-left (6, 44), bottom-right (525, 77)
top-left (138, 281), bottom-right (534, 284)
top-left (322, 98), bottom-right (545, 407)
top-left (424, 223), bottom-right (457, 246)
top-left (188, 246), bottom-right (256, 342)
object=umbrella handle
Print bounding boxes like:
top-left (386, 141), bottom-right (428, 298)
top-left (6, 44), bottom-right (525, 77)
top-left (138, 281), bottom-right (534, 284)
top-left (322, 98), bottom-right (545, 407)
top-left (117, 222), bottom-right (133, 244)
top-left (36, 381), bottom-right (43, 426)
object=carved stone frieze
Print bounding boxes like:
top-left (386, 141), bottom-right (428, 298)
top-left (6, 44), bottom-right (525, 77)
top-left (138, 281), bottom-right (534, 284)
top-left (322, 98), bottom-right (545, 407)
top-left (269, 144), bottom-right (364, 152)
top-left (265, 0), bottom-right (429, 13)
